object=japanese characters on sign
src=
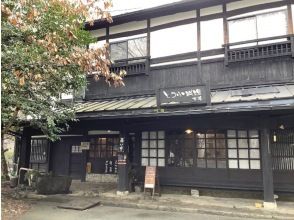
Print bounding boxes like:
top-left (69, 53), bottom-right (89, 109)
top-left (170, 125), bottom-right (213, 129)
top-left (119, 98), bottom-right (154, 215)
top-left (80, 142), bottom-right (90, 150)
top-left (158, 85), bottom-right (209, 106)
top-left (144, 166), bottom-right (156, 189)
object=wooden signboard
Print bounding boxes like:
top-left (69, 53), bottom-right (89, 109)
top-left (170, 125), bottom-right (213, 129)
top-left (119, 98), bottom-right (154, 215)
top-left (144, 166), bottom-right (160, 198)
top-left (144, 166), bottom-right (156, 188)
top-left (80, 142), bottom-right (90, 150)
top-left (157, 85), bottom-right (210, 107)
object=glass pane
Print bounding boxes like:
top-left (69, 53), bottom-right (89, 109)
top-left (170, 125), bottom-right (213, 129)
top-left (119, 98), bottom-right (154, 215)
top-left (142, 140), bottom-right (149, 148)
top-left (150, 149), bottom-right (157, 157)
top-left (227, 130), bottom-right (236, 138)
top-left (201, 19), bottom-right (224, 50)
top-left (184, 159), bottom-right (193, 167)
top-left (207, 149), bottom-right (215, 158)
top-left (207, 160), bottom-right (216, 168)
top-left (197, 148), bottom-right (205, 158)
top-left (150, 140), bottom-right (157, 148)
top-left (228, 16), bottom-right (257, 43)
top-left (197, 159), bottom-right (206, 168)
top-left (216, 148), bottom-right (226, 158)
top-left (150, 158), bottom-right (157, 166)
top-left (228, 149), bottom-right (237, 158)
top-left (141, 149), bottom-right (148, 157)
top-left (228, 139), bottom-right (237, 148)
top-left (229, 159), bottom-right (238, 169)
top-left (250, 149), bottom-right (260, 159)
top-left (239, 160), bottom-right (249, 169)
top-left (141, 158), bottom-right (148, 166)
top-left (158, 140), bottom-right (165, 148)
top-left (158, 149), bottom-right (165, 157)
top-left (151, 23), bottom-right (197, 58)
top-left (250, 160), bottom-right (260, 169)
top-left (150, 131), bottom-right (157, 139)
top-left (196, 132), bottom-right (205, 139)
top-left (110, 41), bottom-right (127, 61)
top-left (158, 131), bottom-right (165, 139)
top-left (128, 37), bottom-right (147, 58)
top-left (238, 130), bottom-right (247, 138)
top-left (142, 132), bottom-right (148, 139)
top-left (249, 139), bottom-right (259, 149)
top-left (239, 149), bottom-right (249, 159)
top-left (216, 133), bottom-right (225, 139)
top-left (217, 160), bottom-right (227, 168)
top-left (257, 10), bottom-right (287, 39)
top-left (216, 138), bottom-right (226, 148)
top-left (249, 130), bottom-right (259, 138)
top-left (206, 133), bottom-right (215, 139)
top-left (158, 158), bottom-right (165, 167)
top-left (238, 139), bottom-right (248, 148)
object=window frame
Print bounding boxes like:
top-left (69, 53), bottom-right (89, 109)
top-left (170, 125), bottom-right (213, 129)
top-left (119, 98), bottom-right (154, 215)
top-left (141, 131), bottom-right (165, 167)
top-left (227, 9), bottom-right (288, 44)
top-left (89, 136), bottom-right (120, 159)
top-left (109, 36), bottom-right (148, 62)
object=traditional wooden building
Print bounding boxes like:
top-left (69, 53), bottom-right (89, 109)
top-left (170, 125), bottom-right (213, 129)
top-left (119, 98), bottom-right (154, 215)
top-left (18, 0), bottom-right (294, 209)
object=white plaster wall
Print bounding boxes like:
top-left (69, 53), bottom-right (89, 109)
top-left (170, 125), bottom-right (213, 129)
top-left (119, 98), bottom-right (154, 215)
top-left (227, 0), bottom-right (283, 11)
top-left (89, 28), bottom-right (106, 38)
top-left (150, 10), bottom-right (196, 27)
top-left (110, 20), bottom-right (147, 35)
top-left (200, 5), bottom-right (223, 16)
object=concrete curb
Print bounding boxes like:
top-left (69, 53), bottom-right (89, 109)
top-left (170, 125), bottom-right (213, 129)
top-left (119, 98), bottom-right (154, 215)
top-left (101, 199), bottom-right (294, 220)
top-left (22, 192), bottom-right (294, 220)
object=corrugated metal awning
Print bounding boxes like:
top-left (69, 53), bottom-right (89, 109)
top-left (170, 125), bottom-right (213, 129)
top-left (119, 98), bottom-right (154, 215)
top-left (75, 84), bottom-right (294, 117)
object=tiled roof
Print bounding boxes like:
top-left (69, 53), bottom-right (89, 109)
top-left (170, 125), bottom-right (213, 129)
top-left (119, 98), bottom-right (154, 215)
top-left (75, 84), bottom-right (294, 116)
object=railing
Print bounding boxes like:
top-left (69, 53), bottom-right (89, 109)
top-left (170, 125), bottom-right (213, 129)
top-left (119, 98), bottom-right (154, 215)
top-left (224, 35), bottom-right (294, 65)
top-left (110, 56), bottom-right (150, 76)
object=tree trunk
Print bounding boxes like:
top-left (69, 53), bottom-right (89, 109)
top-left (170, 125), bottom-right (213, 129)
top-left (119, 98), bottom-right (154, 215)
top-left (1, 135), bottom-right (10, 180)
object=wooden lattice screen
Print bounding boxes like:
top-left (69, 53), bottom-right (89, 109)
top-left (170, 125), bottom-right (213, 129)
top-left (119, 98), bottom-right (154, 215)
top-left (271, 129), bottom-right (294, 170)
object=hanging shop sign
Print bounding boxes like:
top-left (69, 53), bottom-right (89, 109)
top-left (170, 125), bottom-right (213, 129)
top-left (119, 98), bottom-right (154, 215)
top-left (157, 85), bottom-right (210, 107)
top-left (80, 142), bottom-right (90, 150)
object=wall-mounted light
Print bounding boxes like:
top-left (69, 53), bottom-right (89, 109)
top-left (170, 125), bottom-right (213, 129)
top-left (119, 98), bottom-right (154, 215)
top-left (273, 132), bottom-right (277, 143)
top-left (185, 129), bottom-right (193, 134)
top-left (279, 124), bottom-right (285, 130)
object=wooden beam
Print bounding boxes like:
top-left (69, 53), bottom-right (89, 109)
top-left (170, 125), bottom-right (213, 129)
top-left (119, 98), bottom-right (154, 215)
top-left (287, 2), bottom-right (293, 35)
top-left (226, 1), bottom-right (287, 18)
top-left (196, 9), bottom-right (202, 82)
top-left (223, 4), bottom-right (229, 45)
top-left (260, 127), bottom-right (276, 207)
top-left (18, 128), bottom-right (32, 184)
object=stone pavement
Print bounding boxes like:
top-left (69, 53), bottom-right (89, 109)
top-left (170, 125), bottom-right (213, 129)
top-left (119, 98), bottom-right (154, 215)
top-left (21, 180), bottom-right (294, 220)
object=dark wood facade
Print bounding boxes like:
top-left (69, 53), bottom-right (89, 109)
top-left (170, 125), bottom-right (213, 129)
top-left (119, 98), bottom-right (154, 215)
top-left (19, 0), bottom-right (294, 204)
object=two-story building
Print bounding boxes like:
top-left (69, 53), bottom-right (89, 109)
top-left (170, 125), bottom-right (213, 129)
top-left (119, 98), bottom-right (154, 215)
top-left (18, 0), bottom-right (294, 208)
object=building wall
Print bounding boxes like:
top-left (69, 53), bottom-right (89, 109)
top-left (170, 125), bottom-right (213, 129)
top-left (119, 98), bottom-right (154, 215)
top-left (85, 57), bottom-right (294, 99)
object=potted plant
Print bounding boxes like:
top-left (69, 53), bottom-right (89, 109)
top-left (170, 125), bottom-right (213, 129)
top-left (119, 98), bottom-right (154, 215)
top-left (9, 171), bottom-right (18, 188)
top-left (24, 170), bottom-right (41, 189)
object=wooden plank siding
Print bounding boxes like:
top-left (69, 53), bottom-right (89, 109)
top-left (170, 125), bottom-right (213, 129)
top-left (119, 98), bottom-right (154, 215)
top-left (85, 56), bottom-right (294, 100)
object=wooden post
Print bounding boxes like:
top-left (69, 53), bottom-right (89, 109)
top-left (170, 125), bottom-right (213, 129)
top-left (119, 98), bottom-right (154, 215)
top-left (223, 4), bottom-right (229, 66)
top-left (117, 131), bottom-right (129, 195)
top-left (260, 128), bottom-right (276, 209)
top-left (146, 19), bottom-right (151, 75)
top-left (287, 3), bottom-right (293, 35)
top-left (18, 128), bottom-right (31, 184)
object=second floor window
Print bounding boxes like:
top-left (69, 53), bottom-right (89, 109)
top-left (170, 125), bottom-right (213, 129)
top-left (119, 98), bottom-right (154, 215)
top-left (110, 37), bottom-right (147, 63)
top-left (228, 9), bottom-right (288, 44)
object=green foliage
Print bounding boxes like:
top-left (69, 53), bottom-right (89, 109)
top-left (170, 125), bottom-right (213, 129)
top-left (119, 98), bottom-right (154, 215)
top-left (1, 0), bottom-right (119, 140)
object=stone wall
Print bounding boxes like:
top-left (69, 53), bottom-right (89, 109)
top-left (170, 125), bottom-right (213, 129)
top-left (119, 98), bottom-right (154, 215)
top-left (86, 173), bottom-right (118, 183)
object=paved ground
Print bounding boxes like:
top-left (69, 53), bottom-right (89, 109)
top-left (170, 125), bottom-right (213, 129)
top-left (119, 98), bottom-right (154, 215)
top-left (20, 201), bottom-right (266, 220)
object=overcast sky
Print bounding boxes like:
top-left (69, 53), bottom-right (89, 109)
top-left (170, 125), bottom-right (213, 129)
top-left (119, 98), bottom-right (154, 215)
top-left (110, 0), bottom-right (183, 15)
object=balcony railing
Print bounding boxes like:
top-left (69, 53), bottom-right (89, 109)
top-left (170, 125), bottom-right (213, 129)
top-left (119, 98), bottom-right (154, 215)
top-left (110, 56), bottom-right (150, 76)
top-left (224, 35), bottom-right (294, 65)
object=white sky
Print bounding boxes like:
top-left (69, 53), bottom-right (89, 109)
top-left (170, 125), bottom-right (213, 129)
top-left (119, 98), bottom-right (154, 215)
top-left (110, 0), bottom-right (183, 15)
